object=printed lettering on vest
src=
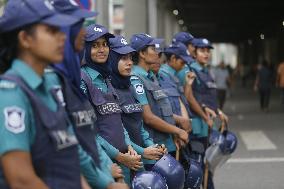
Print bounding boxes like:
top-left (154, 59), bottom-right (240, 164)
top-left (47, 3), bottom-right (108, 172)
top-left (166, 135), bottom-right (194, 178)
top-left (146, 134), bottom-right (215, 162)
top-left (72, 109), bottom-right (96, 127)
top-left (50, 130), bottom-right (78, 150)
top-left (123, 103), bottom-right (142, 113)
top-left (96, 102), bottom-right (122, 115)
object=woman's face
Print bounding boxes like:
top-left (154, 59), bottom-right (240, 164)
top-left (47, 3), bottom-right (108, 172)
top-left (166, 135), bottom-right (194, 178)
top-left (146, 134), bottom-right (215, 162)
top-left (118, 53), bottom-right (133, 77)
top-left (20, 24), bottom-right (66, 63)
top-left (143, 45), bottom-right (160, 65)
top-left (195, 47), bottom-right (211, 65)
top-left (174, 57), bottom-right (185, 71)
top-left (90, 37), bottom-right (110, 63)
top-left (74, 27), bottom-right (86, 52)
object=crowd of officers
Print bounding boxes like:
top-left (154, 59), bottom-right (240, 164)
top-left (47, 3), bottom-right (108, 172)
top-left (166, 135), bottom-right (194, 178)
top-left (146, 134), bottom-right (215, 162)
top-left (0, 0), bottom-right (229, 189)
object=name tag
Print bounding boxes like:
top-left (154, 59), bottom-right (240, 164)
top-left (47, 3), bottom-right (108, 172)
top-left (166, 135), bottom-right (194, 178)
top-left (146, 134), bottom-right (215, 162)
top-left (72, 109), bottom-right (96, 128)
top-left (50, 130), bottom-right (78, 150)
top-left (153, 89), bottom-right (167, 100)
top-left (97, 102), bottom-right (122, 115)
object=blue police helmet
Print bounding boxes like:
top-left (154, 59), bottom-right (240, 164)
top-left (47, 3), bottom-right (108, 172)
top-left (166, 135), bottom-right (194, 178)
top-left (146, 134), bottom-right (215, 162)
top-left (0, 0), bottom-right (79, 33)
top-left (152, 154), bottom-right (185, 189)
top-left (164, 42), bottom-right (194, 63)
top-left (85, 24), bottom-right (114, 42)
top-left (109, 35), bottom-right (136, 55)
top-left (130, 33), bottom-right (164, 51)
top-left (192, 38), bottom-right (214, 49)
top-left (132, 171), bottom-right (168, 189)
top-left (53, 0), bottom-right (98, 19)
top-left (222, 130), bottom-right (238, 154)
top-left (184, 159), bottom-right (203, 189)
top-left (172, 32), bottom-right (194, 46)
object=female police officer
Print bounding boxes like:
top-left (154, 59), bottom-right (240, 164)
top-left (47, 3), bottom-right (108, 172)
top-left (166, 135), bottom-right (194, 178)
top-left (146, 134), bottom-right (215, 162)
top-left (130, 33), bottom-right (189, 162)
top-left (80, 24), bottom-right (142, 185)
top-left (51, 1), bottom-right (129, 188)
top-left (108, 35), bottom-right (165, 165)
top-left (185, 38), bottom-right (228, 189)
top-left (0, 0), bottom-right (83, 188)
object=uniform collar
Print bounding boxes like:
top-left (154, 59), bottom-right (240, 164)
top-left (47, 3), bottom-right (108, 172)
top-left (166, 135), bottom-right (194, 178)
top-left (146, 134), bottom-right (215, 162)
top-left (11, 59), bottom-right (43, 89)
top-left (160, 63), bottom-right (177, 76)
top-left (132, 65), bottom-right (153, 78)
top-left (190, 61), bottom-right (204, 72)
top-left (82, 65), bottom-right (102, 80)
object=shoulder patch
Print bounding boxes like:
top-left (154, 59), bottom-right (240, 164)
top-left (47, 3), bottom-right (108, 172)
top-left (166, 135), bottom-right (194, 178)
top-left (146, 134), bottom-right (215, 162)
top-left (134, 84), bottom-right (144, 94)
top-left (0, 80), bottom-right (16, 89)
top-left (4, 106), bottom-right (25, 134)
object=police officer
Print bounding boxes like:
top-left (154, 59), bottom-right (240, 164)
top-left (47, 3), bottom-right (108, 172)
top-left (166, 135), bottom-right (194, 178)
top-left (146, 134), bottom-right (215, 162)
top-left (129, 33), bottom-right (189, 164)
top-left (108, 35), bottom-right (165, 169)
top-left (0, 0), bottom-right (82, 188)
top-left (52, 1), bottom-right (128, 189)
top-left (80, 24), bottom-right (142, 185)
top-left (185, 38), bottom-right (229, 189)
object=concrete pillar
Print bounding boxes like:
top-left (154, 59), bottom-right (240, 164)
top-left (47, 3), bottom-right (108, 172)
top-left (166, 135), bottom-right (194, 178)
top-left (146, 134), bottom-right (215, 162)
top-left (96, 0), bottom-right (109, 28)
top-left (148, 0), bottom-right (158, 37)
top-left (123, 0), bottom-right (147, 41)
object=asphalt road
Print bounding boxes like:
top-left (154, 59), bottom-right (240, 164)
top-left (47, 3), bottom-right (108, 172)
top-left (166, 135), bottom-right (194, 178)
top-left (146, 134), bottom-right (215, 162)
top-left (214, 84), bottom-right (284, 189)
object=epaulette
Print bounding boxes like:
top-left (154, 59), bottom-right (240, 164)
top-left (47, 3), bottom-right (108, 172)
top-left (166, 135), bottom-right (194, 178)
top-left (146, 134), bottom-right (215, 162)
top-left (44, 67), bottom-right (55, 73)
top-left (0, 80), bottom-right (16, 89)
top-left (130, 75), bottom-right (140, 80)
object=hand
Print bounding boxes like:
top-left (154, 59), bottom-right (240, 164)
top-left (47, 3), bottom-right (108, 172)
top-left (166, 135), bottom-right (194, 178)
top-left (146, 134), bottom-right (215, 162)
top-left (218, 110), bottom-right (229, 124)
top-left (143, 146), bottom-right (163, 160)
top-left (205, 117), bottom-right (214, 128)
top-left (81, 176), bottom-right (92, 189)
top-left (178, 117), bottom-right (192, 133)
top-left (253, 85), bottom-right (258, 92)
top-left (185, 72), bottom-right (196, 85)
top-left (107, 183), bottom-right (129, 189)
top-left (176, 128), bottom-right (189, 144)
top-left (111, 163), bottom-right (124, 179)
top-left (117, 153), bottom-right (143, 171)
top-left (128, 145), bottom-right (138, 156)
top-left (204, 107), bottom-right (217, 119)
top-left (173, 136), bottom-right (185, 150)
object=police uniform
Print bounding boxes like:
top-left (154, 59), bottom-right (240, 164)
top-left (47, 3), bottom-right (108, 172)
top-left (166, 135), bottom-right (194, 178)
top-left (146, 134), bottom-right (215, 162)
top-left (0, 0), bottom-right (80, 187)
top-left (80, 66), bottom-right (133, 184)
top-left (46, 68), bottom-right (115, 189)
top-left (130, 65), bottom-right (176, 153)
top-left (0, 60), bottom-right (81, 189)
top-left (188, 38), bottom-right (217, 189)
top-left (108, 35), bottom-right (156, 165)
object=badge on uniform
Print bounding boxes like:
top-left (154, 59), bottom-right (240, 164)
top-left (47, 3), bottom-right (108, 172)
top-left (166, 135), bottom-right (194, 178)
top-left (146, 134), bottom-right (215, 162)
top-left (134, 84), bottom-right (144, 94)
top-left (4, 106), bottom-right (25, 134)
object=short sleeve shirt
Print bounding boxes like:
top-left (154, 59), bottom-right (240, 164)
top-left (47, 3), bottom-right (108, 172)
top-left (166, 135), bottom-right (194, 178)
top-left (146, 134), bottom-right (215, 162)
top-left (0, 60), bottom-right (61, 155)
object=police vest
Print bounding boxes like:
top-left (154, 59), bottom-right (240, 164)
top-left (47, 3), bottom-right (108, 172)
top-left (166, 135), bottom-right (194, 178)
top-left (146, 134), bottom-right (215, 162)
top-left (134, 74), bottom-right (174, 143)
top-left (55, 70), bottom-right (101, 167)
top-left (81, 71), bottom-right (128, 153)
top-left (115, 86), bottom-right (144, 147)
top-left (191, 68), bottom-right (218, 112)
top-left (160, 71), bottom-right (194, 118)
top-left (0, 74), bottom-right (81, 189)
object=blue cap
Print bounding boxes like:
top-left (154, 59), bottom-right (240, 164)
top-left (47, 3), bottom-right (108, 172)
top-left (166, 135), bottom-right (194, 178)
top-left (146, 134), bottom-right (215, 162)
top-left (164, 42), bottom-right (194, 63)
top-left (130, 33), bottom-right (164, 51)
top-left (109, 35), bottom-right (136, 55)
top-left (53, 0), bottom-right (98, 19)
top-left (172, 32), bottom-right (194, 46)
top-left (192, 38), bottom-right (214, 49)
top-left (0, 0), bottom-right (79, 33)
top-left (85, 24), bottom-right (114, 42)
